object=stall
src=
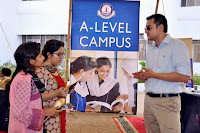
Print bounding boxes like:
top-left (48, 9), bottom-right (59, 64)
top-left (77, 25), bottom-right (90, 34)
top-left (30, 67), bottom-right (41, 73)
top-left (181, 92), bottom-right (200, 133)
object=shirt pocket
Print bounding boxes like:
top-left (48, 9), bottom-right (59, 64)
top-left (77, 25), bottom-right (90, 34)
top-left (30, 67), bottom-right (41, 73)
top-left (157, 54), bottom-right (173, 73)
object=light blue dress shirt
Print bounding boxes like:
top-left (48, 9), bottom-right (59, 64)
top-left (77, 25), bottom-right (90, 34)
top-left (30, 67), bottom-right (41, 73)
top-left (145, 34), bottom-right (191, 94)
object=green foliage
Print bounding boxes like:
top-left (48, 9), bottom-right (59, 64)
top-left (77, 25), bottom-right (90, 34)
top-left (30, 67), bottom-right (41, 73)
top-left (139, 61), bottom-right (146, 68)
top-left (138, 61), bottom-right (146, 83)
top-left (138, 79), bottom-right (144, 83)
top-left (59, 48), bottom-right (70, 81)
top-left (3, 60), bottom-right (15, 68)
top-left (193, 73), bottom-right (200, 85)
top-left (0, 60), bottom-right (16, 76)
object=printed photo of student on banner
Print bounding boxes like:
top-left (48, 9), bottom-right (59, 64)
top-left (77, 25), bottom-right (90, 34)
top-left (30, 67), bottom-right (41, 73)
top-left (70, 0), bottom-right (140, 114)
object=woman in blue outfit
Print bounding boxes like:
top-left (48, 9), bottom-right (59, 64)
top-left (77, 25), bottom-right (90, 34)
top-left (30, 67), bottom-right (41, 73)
top-left (70, 56), bottom-right (96, 111)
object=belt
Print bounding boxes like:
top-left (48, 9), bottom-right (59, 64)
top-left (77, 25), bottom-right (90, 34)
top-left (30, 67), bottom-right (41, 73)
top-left (146, 92), bottom-right (179, 98)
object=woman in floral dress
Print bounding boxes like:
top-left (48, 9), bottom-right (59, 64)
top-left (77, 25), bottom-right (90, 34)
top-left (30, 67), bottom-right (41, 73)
top-left (36, 40), bottom-right (68, 133)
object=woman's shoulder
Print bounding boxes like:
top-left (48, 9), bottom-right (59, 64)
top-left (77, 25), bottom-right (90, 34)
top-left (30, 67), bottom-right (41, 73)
top-left (13, 71), bottom-right (32, 83)
top-left (35, 67), bottom-right (55, 84)
top-left (110, 78), bottom-right (119, 86)
top-left (87, 74), bottom-right (97, 82)
top-left (35, 67), bottom-right (50, 74)
top-left (113, 78), bottom-right (119, 83)
top-left (57, 69), bottom-right (63, 75)
top-left (114, 82), bottom-right (119, 87)
top-left (110, 82), bottom-right (119, 92)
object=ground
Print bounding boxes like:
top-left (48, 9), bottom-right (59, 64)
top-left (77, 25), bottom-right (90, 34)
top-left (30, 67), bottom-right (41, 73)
top-left (67, 91), bottom-right (145, 133)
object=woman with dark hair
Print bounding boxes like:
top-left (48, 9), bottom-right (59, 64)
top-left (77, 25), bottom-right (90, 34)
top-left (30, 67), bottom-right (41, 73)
top-left (70, 56), bottom-right (96, 111)
top-left (35, 39), bottom-right (69, 133)
top-left (86, 57), bottom-right (120, 113)
top-left (0, 68), bottom-right (11, 90)
top-left (8, 42), bottom-right (60, 133)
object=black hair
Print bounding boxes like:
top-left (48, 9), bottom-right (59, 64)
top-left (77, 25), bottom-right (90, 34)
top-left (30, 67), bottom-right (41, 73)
top-left (2, 68), bottom-right (11, 77)
top-left (95, 57), bottom-right (112, 74)
top-left (146, 14), bottom-right (168, 33)
top-left (5, 42), bottom-right (41, 94)
top-left (96, 57), bottom-right (112, 68)
top-left (70, 56), bottom-right (97, 74)
top-left (42, 39), bottom-right (64, 61)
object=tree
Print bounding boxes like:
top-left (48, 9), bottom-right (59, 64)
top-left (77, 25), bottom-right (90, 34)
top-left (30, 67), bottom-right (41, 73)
top-left (193, 73), bottom-right (200, 85)
top-left (138, 61), bottom-right (146, 83)
top-left (0, 60), bottom-right (16, 76)
top-left (3, 60), bottom-right (15, 68)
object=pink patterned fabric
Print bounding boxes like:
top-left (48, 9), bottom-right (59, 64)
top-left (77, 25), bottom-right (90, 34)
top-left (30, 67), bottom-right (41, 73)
top-left (9, 71), bottom-right (45, 133)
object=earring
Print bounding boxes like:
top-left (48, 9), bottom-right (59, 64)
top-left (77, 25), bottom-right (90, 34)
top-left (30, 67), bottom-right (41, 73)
top-left (95, 70), bottom-right (98, 74)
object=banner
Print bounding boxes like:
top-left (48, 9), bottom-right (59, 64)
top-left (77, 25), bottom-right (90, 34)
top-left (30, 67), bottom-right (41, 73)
top-left (70, 0), bottom-right (140, 114)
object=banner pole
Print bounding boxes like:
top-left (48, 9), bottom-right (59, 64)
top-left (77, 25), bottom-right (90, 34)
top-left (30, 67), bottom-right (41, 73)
top-left (65, 0), bottom-right (72, 87)
top-left (155, 0), bottom-right (159, 14)
top-left (63, 0), bottom-right (72, 132)
top-left (151, 0), bottom-right (159, 45)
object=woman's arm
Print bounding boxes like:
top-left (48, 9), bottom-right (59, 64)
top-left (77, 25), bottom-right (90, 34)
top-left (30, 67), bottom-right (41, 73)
top-left (41, 87), bottom-right (68, 101)
top-left (35, 68), bottom-right (68, 101)
top-left (12, 80), bottom-right (45, 131)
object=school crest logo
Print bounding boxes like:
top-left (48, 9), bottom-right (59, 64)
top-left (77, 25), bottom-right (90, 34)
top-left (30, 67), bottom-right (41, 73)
top-left (97, 3), bottom-right (115, 19)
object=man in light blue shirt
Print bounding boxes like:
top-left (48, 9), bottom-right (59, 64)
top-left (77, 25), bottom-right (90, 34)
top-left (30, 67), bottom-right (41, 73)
top-left (134, 14), bottom-right (190, 133)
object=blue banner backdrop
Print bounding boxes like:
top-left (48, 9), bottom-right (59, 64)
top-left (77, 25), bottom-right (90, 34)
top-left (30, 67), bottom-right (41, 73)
top-left (71, 0), bottom-right (140, 52)
top-left (70, 0), bottom-right (140, 115)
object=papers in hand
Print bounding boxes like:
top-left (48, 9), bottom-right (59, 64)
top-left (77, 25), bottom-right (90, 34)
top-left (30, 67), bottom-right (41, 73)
top-left (86, 98), bottom-right (128, 111)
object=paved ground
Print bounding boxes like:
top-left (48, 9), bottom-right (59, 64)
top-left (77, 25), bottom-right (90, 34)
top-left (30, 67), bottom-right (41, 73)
top-left (67, 91), bottom-right (145, 133)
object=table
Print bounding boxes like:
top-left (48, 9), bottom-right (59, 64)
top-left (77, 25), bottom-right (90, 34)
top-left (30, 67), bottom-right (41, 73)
top-left (181, 92), bottom-right (200, 133)
top-left (0, 90), bottom-right (9, 132)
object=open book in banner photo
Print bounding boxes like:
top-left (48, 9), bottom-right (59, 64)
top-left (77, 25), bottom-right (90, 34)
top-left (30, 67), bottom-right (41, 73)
top-left (70, 0), bottom-right (140, 114)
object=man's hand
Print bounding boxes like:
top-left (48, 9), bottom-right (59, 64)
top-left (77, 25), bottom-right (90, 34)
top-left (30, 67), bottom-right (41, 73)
top-left (139, 67), bottom-right (154, 79)
top-left (134, 67), bottom-right (190, 82)
top-left (132, 67), bottom-right (155, 81)
top-left (133, 69), bottom-right (146, 81)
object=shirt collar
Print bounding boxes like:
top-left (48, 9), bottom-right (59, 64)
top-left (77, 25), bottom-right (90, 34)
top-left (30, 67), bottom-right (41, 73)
top-left (163, 34), bottom-right (171, 44)
top-left (152, 34), bottom-right (171, 47)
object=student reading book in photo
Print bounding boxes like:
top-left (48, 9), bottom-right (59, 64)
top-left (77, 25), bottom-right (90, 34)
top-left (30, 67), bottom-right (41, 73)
top-left (70, 56), bottom-right (96, 112)
top-left (86, 57), bottom-right (121, 113)
top-left (86, 97), bottom-right (128, 111)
